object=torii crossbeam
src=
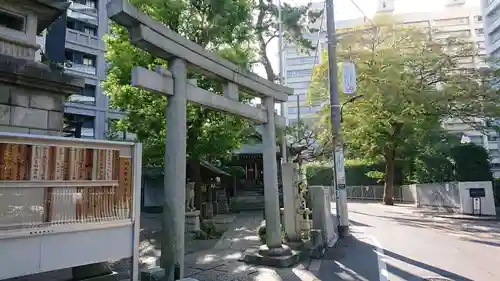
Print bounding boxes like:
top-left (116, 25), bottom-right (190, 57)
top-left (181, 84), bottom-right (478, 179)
top-left (107, 0), bottom-right (296, 280)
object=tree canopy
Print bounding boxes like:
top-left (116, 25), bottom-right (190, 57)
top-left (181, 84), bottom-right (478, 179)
top-left (103, 0), bottom-right (257, 166)
top-left (308, 16), bottom-right (500, 204)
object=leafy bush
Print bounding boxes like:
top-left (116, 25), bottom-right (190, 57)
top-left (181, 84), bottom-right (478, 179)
top-left (304, 160), bottom-right (404, 186)
top-left (451, 143), bottom-right (492, 182)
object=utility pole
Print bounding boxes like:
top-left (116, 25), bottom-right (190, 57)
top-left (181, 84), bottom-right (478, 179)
top-left (325, 0), bottom-right (349, 237)
top-left (278, 0), bottom-right (288, 163)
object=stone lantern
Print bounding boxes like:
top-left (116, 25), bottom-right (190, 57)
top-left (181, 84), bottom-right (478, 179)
top-left (0, 0), bottom-right (84, 136)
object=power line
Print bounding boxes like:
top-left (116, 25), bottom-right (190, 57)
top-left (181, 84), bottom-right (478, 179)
top-left (348, 0), bottom-right (376, 27)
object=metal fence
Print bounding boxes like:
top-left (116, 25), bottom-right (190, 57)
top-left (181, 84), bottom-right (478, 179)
top-left (318, 185), bottom-right (409, 202)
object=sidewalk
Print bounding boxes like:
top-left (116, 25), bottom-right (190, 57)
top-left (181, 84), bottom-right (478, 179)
top-left (411, 208), bottom-right (499, 221)
top-left (182, 212), bottom-right (322, 281)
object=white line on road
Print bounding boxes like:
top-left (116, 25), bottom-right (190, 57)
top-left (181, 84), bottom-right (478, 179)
top-left (371, 236), bottom-right (389, 281)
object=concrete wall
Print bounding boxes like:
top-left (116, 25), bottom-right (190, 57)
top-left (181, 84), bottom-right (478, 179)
top-left (413, 182), bottom-right (461, 210)
top-left (0, 85), bottom-right (65, 135)
top-left (458, 181), bottom-right (497, 216)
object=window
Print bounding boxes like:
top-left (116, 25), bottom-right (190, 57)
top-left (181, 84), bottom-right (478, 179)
top-left (402, 21), bottom-right (429, 28)
top-left (287, 69), bottom-right (313, 78)
top-left (475, 15), bottom-right (483, 22)
top-left (68, 84), bottom-right (96, 105)
top-left (0, 9), bottom-right (25, 32)
top-left (475, 28), bottom-right (484, 35)
top-left (491, 28), bottom-right (500, 44)
top-left (84, 27), bottom-right (97, 36)
top-left (287, 57), bottom-right (317, 66)
top-left (288, 107), bottom-right (298, 114)
top-left (488, 134), bottom-right (499, 142)
top-left (63, 114), bottom-right (95, 139)
top-left (288, 93), bottom-right (307, 102)
top-left (67, 19), bottom-right (98, 36)
top-left (436, 30), bottom-right (471, 39)
top-left (287, 81), bottom-right (310, 89)
top-left (301, 105), bottom-right (322, 114)
top-left (434, 17), bottom-right (469, 26)
top-left (85, 0), bottom-right (97, 8)
top-left (83, 56), bottom-right (95, 67)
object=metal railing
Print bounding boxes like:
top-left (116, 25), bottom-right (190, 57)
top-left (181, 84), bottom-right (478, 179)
top-left (65, 63), bottom-right (97, 75)
top-left (320, 185), bottom-right (407, 202)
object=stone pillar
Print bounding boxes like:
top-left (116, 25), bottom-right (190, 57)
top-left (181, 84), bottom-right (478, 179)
top-left (281, 163), bottom-right (300, 242)
top-left (162, 58), bottom-right (187, 280)
top-left (261, 96), bottom-right (282, 249)
top-left (309, 186), bottom-right (327, 245)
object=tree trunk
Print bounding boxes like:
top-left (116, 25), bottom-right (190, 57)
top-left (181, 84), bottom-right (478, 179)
top-left (383, 146), bottom-right (395, 205)
top-left (190, 159), bottom-right (203, 210)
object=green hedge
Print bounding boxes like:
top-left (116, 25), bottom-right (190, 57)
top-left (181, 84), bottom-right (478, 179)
top-left (305, 161), bottom-right (404, 186)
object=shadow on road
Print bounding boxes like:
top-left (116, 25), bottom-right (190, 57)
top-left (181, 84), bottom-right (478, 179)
top-left (383, 249), bottom-right (473, 281)
top-left (320, 234), bottom-right (473, 281)
top-left (350, 210), bottom-right (500, 247)
top-left (320, 235), bottom-right (381, 280)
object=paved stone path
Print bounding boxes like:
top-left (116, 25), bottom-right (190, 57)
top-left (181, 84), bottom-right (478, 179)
top-left (182, 212), bottom-right (322, 281)
top-left (3, 212), bottom-right (325, 281)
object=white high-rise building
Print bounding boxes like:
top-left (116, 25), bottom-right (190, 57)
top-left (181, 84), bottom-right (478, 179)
top-left (482, 0), bottom-right (500, 57)
top-left (482, 0), bottom-right (500, 177)
top-left (284, 0), bottom-right (485, 123)
top-left (284, 0), bottom-right (500, 176)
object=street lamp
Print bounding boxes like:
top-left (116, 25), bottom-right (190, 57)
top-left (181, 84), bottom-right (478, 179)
top-left (340, 95), bottom-right (364, 122)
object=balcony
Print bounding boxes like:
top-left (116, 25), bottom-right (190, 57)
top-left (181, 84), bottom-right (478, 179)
top-left (66, 29), bottom-right (102, 49)
top-left (65, 63), bottom-right (97, 76)
top-left (67, 2), bottom-right (98, 26)
top-left (67, 94), bottom-right (96, 105)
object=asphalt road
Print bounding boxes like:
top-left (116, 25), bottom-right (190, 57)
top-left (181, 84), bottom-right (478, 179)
top-left (318, 202), bottom-right (500, 281)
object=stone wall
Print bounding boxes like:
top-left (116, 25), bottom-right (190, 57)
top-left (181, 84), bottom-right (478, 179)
top-left (0, 85), bottom-right (65, 135)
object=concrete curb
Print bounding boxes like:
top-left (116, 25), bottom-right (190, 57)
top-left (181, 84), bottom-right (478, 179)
top-left (413, 211), bottom-right (499, 221)
top-left (433, 215), bottom-right (499, 221)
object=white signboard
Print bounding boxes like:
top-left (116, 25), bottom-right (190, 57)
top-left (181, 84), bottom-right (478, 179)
top-left (342, 61), bottom-right (356, 94)
top-left (335, 148), bottom-right (346, 185)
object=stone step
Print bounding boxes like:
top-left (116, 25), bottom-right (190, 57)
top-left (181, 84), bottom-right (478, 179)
top-left (229, 196), bottom-right (266, 212)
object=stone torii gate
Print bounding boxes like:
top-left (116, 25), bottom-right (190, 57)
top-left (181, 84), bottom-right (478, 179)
top-left (107, 0), bottom-right (297, 279)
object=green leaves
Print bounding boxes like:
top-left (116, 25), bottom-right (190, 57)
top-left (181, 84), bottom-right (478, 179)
top-left (103, 0), bottom-right (256, 166)
top-left (308, 15), bottom-right (500, 184)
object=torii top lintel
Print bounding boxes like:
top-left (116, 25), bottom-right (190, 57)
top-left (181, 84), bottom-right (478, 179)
top-left (106, 0), bottom-right (293, 103)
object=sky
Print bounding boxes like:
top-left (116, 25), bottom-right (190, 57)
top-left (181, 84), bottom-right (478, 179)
top-left (257, 0), bottom-right (481, 110)
top-left (258, 0), bottom-right (481, 79)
